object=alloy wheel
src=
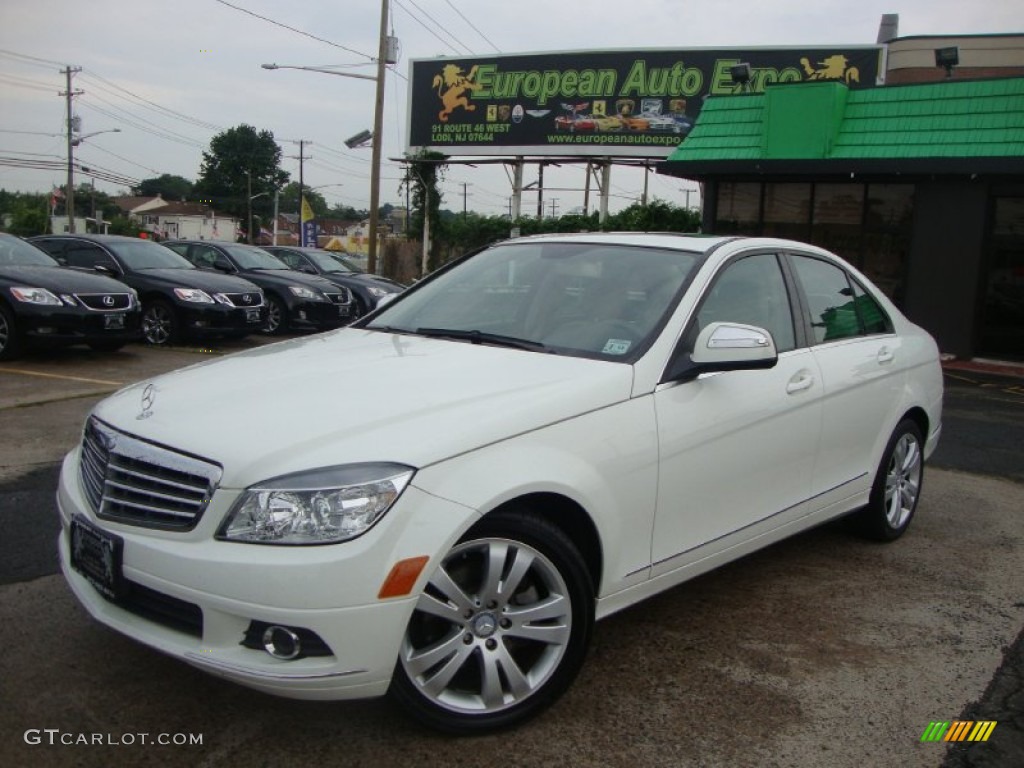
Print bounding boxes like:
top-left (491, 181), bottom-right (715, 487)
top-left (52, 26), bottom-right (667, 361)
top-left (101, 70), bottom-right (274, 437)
top-left (884, 432), bottom-right (922, 530)
top-left (399, 537), bottom-right (573, 715)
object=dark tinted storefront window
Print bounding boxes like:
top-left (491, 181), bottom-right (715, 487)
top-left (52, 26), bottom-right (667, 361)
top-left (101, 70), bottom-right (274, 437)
top-left (715, 183), bottom-right (761, 234)
top-left (979, 197), bottom-right (1024, 360)
top-left (713, 182), bottom-right (913, 305)
top-left (862, 185), bottom-right (914, 303)
top-left (762, 183), bottom-right (810, 240)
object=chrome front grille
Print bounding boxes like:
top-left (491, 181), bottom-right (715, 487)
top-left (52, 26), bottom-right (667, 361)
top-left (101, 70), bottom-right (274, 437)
top-left (325, 288), bottom-right (352, 305)
top-left (222, 291), bottom-right (263, 308)
top-left (75, 293), bottom-right (133, 311)
top-left (80, 418), bottom-right (222, 530)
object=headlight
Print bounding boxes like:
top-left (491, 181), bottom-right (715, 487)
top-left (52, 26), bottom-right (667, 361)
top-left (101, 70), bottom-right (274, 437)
top-left (288, 285), bottom-right (325, 300)
top-left (366, 286), bottom-right (389, 298)
top-left (10, 287), bottom-right (62, 305)
top-left (218, 463), bottom-right (414, 545)
top-left (173, 288), bottom-right (215, 303)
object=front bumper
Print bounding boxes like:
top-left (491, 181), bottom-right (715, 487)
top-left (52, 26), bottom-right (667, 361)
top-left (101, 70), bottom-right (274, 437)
top-left (178, 304), bottom-right (267, 338)
top-left (288, 298), bottom-right (352, 332)
top-left (17, 304), bottom-right (141, 344)
top-left (57, 447), bottom-right (477, 700)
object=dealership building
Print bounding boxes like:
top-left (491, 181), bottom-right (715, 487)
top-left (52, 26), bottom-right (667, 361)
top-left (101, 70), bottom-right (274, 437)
top-left (660, 32), bottom-right (1024, 361)
top-left (408, 24), bottom-right (1024, 361)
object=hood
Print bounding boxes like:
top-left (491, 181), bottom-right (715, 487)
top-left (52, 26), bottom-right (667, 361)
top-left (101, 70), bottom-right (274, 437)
top-left (0, 265), bottom-right (132, 293)
top-left (236, 268), bottom-right (340, 292)
top-left (94, 329), bottom-right (634, 488)
top-left (132, 268), bottom-right (261, 293)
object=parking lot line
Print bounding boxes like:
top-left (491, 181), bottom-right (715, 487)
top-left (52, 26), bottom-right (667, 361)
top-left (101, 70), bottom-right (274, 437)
top-left (0, 368), bottom-right (124, 387)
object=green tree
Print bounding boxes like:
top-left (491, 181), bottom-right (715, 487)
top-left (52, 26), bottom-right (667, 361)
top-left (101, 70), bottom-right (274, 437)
top-left (194, 125), bottom-right (289, 237)
top-left (138, 174), bottom-right (194, 201)
top-left (401, 151), bottom-right (447, 272)
top-left (277, 182), bottom-right (329, 219)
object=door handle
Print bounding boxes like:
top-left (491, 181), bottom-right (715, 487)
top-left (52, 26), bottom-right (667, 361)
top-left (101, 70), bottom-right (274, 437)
top-left (877, 347), bottom-right (895, 364)
top-left (786, 372), bottom-right (815, 394)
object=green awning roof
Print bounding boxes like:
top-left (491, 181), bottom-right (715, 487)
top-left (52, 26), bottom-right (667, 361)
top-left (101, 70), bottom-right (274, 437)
top-left (661, 77), bottom-right (1024, 177)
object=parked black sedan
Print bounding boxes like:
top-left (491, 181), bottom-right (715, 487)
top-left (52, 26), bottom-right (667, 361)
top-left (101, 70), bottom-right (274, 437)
top-left (29, 234), bottom-right (267, 346)
top-left (263, 246), bottom-right (403, 318)
top-left (163, 241), bottom-right (354, 334)
top-left (0, 233), bottom-right (141, 360)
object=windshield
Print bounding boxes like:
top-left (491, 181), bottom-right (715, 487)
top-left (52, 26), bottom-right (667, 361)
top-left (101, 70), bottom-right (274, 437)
top-left (109, 240), bottom-right (196, 270)
top-left (367, 241), bottom-right (700, 361)
top-left (0, 234), bottom-right (59, 267)
top-left (327, 253), bottom-right (366, 273)
top-left (305, 250), bottom-right (357, 273)
top-left (223, 245), bottom-right (289, 270)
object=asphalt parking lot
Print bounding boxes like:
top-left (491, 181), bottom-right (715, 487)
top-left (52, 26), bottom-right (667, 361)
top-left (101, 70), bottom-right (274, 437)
top-left (1, 336), bottom-right (1022, 768)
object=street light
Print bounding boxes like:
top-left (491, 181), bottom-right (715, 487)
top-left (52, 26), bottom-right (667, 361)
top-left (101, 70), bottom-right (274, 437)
top-left (260, 0), bottom-right (389, 274)
top-left (66, 128), bottom-right (121, 234)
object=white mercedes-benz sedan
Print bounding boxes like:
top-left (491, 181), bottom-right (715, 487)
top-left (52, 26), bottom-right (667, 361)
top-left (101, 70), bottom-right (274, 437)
top-left (57, 233), bottom-right (943, 733)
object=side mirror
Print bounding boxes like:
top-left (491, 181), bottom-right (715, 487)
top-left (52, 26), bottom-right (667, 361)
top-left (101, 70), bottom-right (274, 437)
top-left (212, 257), bottom-right (234, 273)
top-left (301, 265), bottom-right (317, 275)
top-left (672, 322), bottom-right (778, 382)
top-left (94, 263), bottom-right (119, 277)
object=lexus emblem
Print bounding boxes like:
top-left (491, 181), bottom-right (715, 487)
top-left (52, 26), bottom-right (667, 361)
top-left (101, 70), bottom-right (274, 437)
top-left (102, 295), bottom-right (115, 306)
top-left (138, 384), bottom-right (156, 420)
top-left (243, 294), bottom-right (252, 304)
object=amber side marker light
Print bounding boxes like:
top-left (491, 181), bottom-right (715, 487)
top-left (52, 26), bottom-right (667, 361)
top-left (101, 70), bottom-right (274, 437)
top-left (379, 556), bottom-right (430, 598)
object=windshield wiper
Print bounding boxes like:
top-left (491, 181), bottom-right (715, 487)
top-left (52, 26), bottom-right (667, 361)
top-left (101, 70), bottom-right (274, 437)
top-left (415, 327), bottom-right (550, 352)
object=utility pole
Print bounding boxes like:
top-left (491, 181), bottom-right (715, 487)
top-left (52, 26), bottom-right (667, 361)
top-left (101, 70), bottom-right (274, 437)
top-left (368, 0), bottom-right (389, 275)
top-left (461, 182), bottom-right (471, 219)
top-left (61, 66), bottom-right (83, 233)
top-left (289, 139), bottom-right (311, 245)
top-left (536, 165), bottom-right (544, 219)
top-left (549, 198), bottom-right (559, 219)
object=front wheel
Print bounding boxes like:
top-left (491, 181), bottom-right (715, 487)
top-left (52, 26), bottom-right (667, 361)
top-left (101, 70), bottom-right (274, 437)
top-left (390, 508), bottom-right (594, 734)
top-left (141, 300), bottom-right (178, 346)
top-left (0, 303), bottom-right (22, 361)
top-left (852, 419), bottom-right (925, 541)
top-left (262, 295), bottom-right (287, 335)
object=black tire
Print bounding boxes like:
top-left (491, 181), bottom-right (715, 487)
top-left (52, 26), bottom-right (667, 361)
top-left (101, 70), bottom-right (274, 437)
top-left (141, 300), bottom-right (179, 346)
top-left (390, 508), bottom-right (594, 734)
top-left (262, 294), bottom-right (288, 335)
top-left (852, 419), bottom-right (925, 542)
top-left (0, 302), bottom-right (22, 361)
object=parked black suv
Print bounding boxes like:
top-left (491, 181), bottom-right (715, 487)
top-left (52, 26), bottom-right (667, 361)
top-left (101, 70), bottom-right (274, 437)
top-left (263, 246), bottom-right (403, 318)
top-left (0, 232), bottom-right (141, 360)
top-left (29, 235), bottom-right (266, 346)
top-left (163, 241), bottom-right (354, 334)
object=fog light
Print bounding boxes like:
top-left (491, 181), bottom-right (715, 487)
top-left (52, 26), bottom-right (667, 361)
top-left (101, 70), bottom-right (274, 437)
top-left (262, 625), bottom-right (302, 660)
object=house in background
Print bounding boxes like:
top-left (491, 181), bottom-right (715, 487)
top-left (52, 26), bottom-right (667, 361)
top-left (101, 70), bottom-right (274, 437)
top-left (113, 195), bottom-right (239, 241)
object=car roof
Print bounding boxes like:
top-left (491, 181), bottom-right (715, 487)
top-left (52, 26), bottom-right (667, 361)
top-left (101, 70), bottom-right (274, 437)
top-left (497, 232), bottom-right (735, 252)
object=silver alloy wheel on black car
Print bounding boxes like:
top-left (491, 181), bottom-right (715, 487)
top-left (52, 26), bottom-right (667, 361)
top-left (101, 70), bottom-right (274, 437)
top-left (262, 296), bottom-right (286, 335)
top-left (391, 509), bottom-right (593, 734)
top-left (141, 300), bottom-right (177, 346)
top-left (855, 419), bottom-right (925, 541)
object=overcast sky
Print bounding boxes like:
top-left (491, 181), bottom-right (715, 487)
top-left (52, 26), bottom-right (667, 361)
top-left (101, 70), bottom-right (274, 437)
top-left (2, 0), bottom-right (1023, 219)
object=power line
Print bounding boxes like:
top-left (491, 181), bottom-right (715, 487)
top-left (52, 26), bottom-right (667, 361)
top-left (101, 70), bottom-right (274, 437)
top-left (80, 70), bottom-right (223, 132)
top-left (79, 90), bottom-right (206, 145)
top-left (392, 0), bottom-right (469, 56)
top-left (443, 0), bottom-right (501, 53)
top-left (212, 0), bottom-right (373, 61)
top-left (0, 49), bottom-right (66, 68)
top-left (398, 0), bottom-right (473, 55)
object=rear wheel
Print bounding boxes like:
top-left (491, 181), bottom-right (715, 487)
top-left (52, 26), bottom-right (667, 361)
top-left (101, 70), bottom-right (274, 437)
top-left (0, 303), bottom-right (22, 361)
top-left (390, 508), bottom-right (594, 734)
top-left (853, 419), bottom-right (925, 541)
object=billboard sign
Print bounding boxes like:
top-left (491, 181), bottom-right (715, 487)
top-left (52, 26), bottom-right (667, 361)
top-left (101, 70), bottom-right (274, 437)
top-left (407, 46), bottom-right (883, 159)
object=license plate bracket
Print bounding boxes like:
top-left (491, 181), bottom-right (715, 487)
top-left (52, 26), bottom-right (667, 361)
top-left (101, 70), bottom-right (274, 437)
top-left (104, 313), bottom-right (125, 330)
top-left (245, 308), bottom-right (260, 323)
top-left (70, 515), bottom-right (124, 600)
